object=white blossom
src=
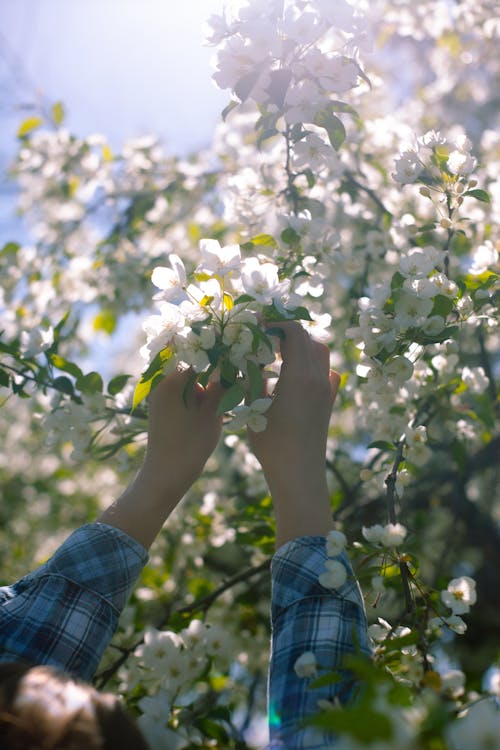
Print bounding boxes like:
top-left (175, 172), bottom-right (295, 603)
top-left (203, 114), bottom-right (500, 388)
top-left (380, 523), bottom-right (407, 547)
top-left (319, 558), bottom-right (348, 589)
top-left (241, 258), bottom-right (289, 305)
top-left (441, 576), bottom-right (477, 615)
top-left (468, 241), bottom-right (498, 276)
top-left (393, 150), bottom-right (424, 184)
top-left (20, 326), bottom-right (54, 357)
top-left (461, 366), bottom-right (490, 393)
top-left (362, 524), bottom-right (385, 544)
top-left (197, 238), bottom-right (241, 277)
top-left (326, 530), bottom-right (347, 557)
top-left (229, 397), bottom-right (273, 432)
top-left (446, 698), bottom-right (500, 750)
top-left (294, 651), bottom-right (318, 679)
top-left (151, 254), bottom-right (187, 304)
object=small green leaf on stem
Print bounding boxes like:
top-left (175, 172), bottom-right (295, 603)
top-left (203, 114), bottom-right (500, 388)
top-left (77, 371), bottom-right (103, 394)
top-left (49, 354), bottom-right (83, 380)
top-left (108, 374), bottom-right (132, 396)
top-left (247, 360), bottom-right (264, 401)
top-left (217, 381), bottom-right (245, 416)
top-left (51, 101), bottom-right (65, 126)
top-left (17, 116), bottom-right (43, 138)
top-left (463, 189), bottom-right (490, 203)
top-left (314, 110), bottom-right (346, 151)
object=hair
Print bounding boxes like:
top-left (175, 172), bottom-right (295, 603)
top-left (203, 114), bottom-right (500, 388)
top-left (0, 662), bottom-right (149, 750)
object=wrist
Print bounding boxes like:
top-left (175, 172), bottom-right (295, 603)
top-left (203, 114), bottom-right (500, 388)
top-left (268, 473), bottom-right (333, 549)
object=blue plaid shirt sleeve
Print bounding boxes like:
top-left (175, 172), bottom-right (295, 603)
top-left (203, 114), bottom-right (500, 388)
top-left (0, 522), bottom-right (148, 680)
top-left (267, 536), bottom-right (371, 750)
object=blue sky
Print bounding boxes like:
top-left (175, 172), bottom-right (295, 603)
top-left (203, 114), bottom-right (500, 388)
top-left (1, 0), bottom-right (229, 242)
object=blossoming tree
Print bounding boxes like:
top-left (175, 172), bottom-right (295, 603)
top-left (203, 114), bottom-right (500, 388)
top-left (1, 0), bottom-right (499, 747)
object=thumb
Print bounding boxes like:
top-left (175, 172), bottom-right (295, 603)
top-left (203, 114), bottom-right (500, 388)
top-left (202, 379), bottom-right (224, 414)
top-left (330, 370), bottom-right (341, 404)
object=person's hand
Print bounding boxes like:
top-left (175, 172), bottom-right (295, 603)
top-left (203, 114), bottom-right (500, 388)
top-left (99, 369), bottom-right (222, 548)
top-left (248, 322), bottom-right (340, 548)
top-left (141, 369), bottom-right (224, 500)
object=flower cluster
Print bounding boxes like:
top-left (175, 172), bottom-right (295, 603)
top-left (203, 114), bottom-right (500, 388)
top-left (208, 0), bottom-right (368, 113)
top-left (138, 238), bottom-right (319, 431)
top-left (362, 522), bottom-right (408, 547)
top-left (393, 131), bottom-right (477, 185)
top-left (131, 620), bottom-right (231, 748)
top-left (207, 0), bottom-right (369, 173)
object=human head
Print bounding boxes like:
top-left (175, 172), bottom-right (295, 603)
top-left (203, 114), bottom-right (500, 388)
top-left (0, 662), bottom-right (149, 749)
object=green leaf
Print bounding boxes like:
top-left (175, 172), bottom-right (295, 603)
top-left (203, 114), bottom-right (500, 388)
top-left (309, 672), bottom-right (343, 689)
top-left (463, 188), bottom-right (490, 203)
top-left (245, 322), bottom-right (274, 352)
top-left (289, 305), bottom-right (312, 321)
top-left (217, 382), bottom-right (245, 416)
top-left (1, 242), bottom-right (20, 258)
top-left (220, 359), bottom-right (239, 388)
top-left (257, 127), bottom-right (279, 149)
top-left (51, 101), bottom-right (65, 126)
top-left (132, 370), bottom-right (163, 412)
top-left (247, 360), bottom-right (264, 401)
top-left (368, 440), bottom-right (396, 451)
top-left (132, 378), bottom-right (152, 412)
top-left (390, 271), bottom-right (405, 291)
top-left (141, 348), bottom-right (174, 382)
top-left (303, 169), bottom-right (316, 188)
top-left (196, 718), bottom-right (228, 742)
top-left (233, 293), bottom-right (255, 304)
top-left (281, 227), bottom-right (301, 246)
top-left (197, 367), bottom-right (214, 389)
top-left (49, 354), bottom-right (83, 380)
top-left (235, 70), bottom-right (260, 103)
top-left (248, 233), bottom-right (278, 248)
top-left (131, 348), bottom-right (175, 412)
top-left (0, 337), bottom-right (18, 355)
top-left (53, 375), bottom-right (75, 396)
top-left (53, 311), bottom-right (71, 341)
top-left (95, 433), bottom-right (142, 459)
top-left (108, 374), bottom-right (132, 396)
top-left (311, 705), bottom-right (393, 742)
top-left (93, 310), bottom-right (116, 335)
top-left (17, 116), bottom-right (43, 138)
top-left (330, 99), bottom-right (361, 122)
top-left (0, 368), bottom-right (10, 388)
top-left (314, 110), bottom-right (346, 151)
top-left (221, 98), bottom-right (239, 121)
top-left (297, 196), bottom-right (326, 217)
top-left (290, 123), bottom-right (307, 142)
top-left (77, 371), bottom-right (103, 394)
top-left (266, 68), bottom-right (293, 108)
top-left (431, 294), bottom-right (455, 317)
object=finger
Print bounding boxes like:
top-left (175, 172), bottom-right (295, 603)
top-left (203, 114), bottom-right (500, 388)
top-left (270, 321), bottom-right (311, 366)
top-left (329, 369), bottom-right (341, 404)
top-left (311, 340), bottom-right (331, 375)
top-left (202, 379), bottom-right (224, 413)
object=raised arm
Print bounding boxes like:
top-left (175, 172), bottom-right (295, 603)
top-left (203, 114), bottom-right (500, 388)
top-left (0, 369), bottom-right (223, 678)
top-left (248, 323), bottom-right (370, 748)
top-left (99, 369), bottom-right (223, 548)
top-left (248, 321), bottom-right (338, 549)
